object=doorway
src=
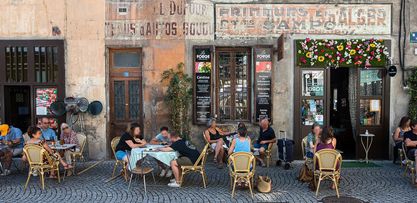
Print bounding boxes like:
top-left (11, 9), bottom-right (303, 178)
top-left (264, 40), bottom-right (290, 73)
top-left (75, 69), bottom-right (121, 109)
top-left (330, 68), bottom-right (356, 159)
top-left (4, 86), bottom-right (31, 132)
top-left (108, 48), bottom-right (143, 156)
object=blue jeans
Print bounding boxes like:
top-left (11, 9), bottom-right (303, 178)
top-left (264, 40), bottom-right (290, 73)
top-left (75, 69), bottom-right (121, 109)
top-left (115, 151), bottom-right (127, 161)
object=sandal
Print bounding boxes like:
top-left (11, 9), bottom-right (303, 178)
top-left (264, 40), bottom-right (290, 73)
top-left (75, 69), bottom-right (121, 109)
top-left (213, 157), bottom-right (218, 164)
top-left (49, 175), bottom-right (58, 179)
top-left (64, 164), bottom-right (74, 170)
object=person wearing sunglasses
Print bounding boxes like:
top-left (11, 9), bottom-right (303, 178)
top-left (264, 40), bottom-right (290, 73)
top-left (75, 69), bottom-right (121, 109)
top-left (39, 117), bottom-right (57, 142)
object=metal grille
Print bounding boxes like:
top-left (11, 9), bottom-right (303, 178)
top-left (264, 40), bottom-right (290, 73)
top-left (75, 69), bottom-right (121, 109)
top-left (129, 80), bottom-right (140, 120)
top-left (5, 46), bottom-right (28, 82)
top-left (34, 46), bottom-right (59, 82)
top-left (114, 81), bottom-right (126, 120)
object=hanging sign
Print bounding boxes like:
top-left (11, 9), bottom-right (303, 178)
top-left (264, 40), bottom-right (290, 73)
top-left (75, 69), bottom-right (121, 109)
top-left (255, 48), bottom-right (273, 122)
top-left (194, 47), bottom-right (212, 124)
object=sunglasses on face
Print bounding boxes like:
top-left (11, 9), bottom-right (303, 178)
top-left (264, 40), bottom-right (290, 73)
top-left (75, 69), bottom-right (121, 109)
top-left (63, 126), bottom-right (69, 130)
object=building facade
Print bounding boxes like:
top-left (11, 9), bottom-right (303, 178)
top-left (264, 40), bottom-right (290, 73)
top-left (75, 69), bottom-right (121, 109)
top-left (0, 0), bottom-right (416, 160)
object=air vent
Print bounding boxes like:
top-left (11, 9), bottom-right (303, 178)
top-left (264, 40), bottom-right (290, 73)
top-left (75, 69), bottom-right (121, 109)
top-left (118, 7), bottom-right (128, 15)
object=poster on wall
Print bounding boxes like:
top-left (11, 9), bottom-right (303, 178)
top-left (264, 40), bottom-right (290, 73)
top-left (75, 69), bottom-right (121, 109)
top-left (255, 48), bottom-right (273, 122)
top-left (35, 87), bottom-right (58, 116)
top-left (194, 48), bottom-right (212, 124)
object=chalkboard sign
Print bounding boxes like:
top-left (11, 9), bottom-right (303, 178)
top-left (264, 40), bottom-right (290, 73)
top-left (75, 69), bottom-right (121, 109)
top-left (255, 48), bottom-right (273, 122)
top-left (194, 47), bottom-right (212, 124)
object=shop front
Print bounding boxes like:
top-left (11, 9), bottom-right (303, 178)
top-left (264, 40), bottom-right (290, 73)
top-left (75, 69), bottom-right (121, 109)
top-left (0, 40), bottom-right (65, 132)
top-left (293, 39), bottom-right (391, 159)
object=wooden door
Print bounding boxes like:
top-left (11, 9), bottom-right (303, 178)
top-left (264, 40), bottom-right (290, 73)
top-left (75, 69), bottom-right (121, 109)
top-left (109, 49), bottom-right (142, 153)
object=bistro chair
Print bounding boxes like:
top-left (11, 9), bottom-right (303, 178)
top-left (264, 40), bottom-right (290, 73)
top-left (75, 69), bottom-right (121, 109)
top-left (111, 136), bottom-right (127, 181)
top-left (125, 150), bottom-right (155, 193)
top-left (180, 143), bottom-right (209, 188)
top-left (313, 149), bottom-right (342, 198)
top-left (402, 142), bottom-right (415, 182)
top-left (202, 132), bottom-right (214, 154)
top-left (70, 133), bottom-right (87, 175)
top-left (23, 144), bottom-right (60, 191)
top-left (265, 142), bottom-right (275, 167)
top-left (227, 152), bottom-right (256, 198)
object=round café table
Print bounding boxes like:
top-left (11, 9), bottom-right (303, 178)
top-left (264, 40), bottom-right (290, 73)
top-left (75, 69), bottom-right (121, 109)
top-left (360, 133), bottom-right (375, 164)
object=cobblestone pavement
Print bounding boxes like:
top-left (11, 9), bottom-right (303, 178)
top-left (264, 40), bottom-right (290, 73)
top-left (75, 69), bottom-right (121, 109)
top-left (0, 159), bottom-right (415, 203)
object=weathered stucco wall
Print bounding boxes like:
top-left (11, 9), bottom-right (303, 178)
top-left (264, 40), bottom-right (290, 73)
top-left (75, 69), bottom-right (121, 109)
top-left (0, 0), bottom-right (107, 159)
top-left (1, 0), bottom-right (414, 160)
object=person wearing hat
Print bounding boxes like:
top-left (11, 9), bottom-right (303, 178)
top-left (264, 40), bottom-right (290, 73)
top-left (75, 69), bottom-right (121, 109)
top-left (0, 124), bottom-right (24, 157)
top-left (0, 124), bottom-right (13, 176)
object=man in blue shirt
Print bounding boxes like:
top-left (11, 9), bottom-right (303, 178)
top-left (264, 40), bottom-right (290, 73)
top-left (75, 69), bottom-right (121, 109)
top-left (40, 117), bottom-right (57, 141)
top-left (2, 124), bottom-right (24, 156)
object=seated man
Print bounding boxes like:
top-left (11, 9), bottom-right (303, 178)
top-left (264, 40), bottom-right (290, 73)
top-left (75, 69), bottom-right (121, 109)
top-left (150, 126), bottom-right (172, 177)
top-left (156, 131), bottom-right (200, 188)
top-left (404, 119), bottom-right (417, 185)
top-left (39, 117), bottom-right (57, 141)
top-left (0, 124), bottom-right (14, 176)
top-left (253, 118), bottom-right (276, 167)
top-left (3, 124), bottom-right (24, 156)
top-left (150, 126), bottom-right (171, 145)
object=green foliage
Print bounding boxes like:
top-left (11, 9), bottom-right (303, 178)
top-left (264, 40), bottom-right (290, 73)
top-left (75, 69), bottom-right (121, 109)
top-left (408, 69), bottom-right (417, 120)
top-left (161, 62), bottom-right (193, 139)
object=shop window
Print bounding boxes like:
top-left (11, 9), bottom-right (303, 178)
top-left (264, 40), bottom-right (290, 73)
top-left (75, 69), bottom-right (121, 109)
top-left (301, 99), bottom-right (324, 125)
top-left (114, 81), bottom-right (126, 121)
top-left (217, 49), bottom-right (250, 121)
top-left (34, 46), bottom-right (59, 83)
top-left (302, 70), bottom-right (324, 96)
top-left (5, 46), bottom-right (28, 82)
top-left (113, 51), bottom-right (140, 68)
top-left (360, 99), bottom-right (381, 126)
top-left (360, 69), bottom-right (383, 96)
top-left (128, 80), bottom-right (140, 120)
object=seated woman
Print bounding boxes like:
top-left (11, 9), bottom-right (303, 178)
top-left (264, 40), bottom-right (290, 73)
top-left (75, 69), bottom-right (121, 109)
top-left (393, 116), bottom-right (411, 164)
top-left (204, 118), bottom-right (229, 168)
top-left (315, 127), bottom-right (336, 152)
top-left (60, 123), bottom-right (79, 175)
top-left (25, 126), bottom-right (73, 178)
top-left (305, 123), bottom-right (321, 159)
top-left (228, 126), bottom-right (251, 156)
top-left (114, 123), bottom-right (147, 163)
top-left (315, 127), bottom-right (339, 189)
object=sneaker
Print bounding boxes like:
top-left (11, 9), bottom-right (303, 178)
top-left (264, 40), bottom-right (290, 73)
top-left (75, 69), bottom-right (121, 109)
top-left (0, 169), bottom-right (10, 176)
top-left (170, 178), bottom-right (176, 183)
top-left (168, 182), bottom-right (180, 188)
top-left (159, 169), bottom-right (166, 177)
top-left (33, 170), bottom-right (38, 177)
top-left (165, 170), bottom-right (172, 178)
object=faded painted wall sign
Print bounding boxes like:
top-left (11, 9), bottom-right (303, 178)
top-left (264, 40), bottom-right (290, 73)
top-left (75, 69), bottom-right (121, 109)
top-left (105, 0), bottom-right (214, 40)
top-left (215, 4), bottom-right (391, 38)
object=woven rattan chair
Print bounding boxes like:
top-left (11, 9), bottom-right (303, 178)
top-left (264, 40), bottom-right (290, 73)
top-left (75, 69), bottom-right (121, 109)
top-left (23, 144), bottom-right (60, 190)
top-left (402, 142), bottom-right (415, 182)
top-left (70, 133), bottom-right (87, 175)
top-left (111, 136), bottom-right (127, 181)
top-left (313, 149), bottom-right (342, 198)
top-left (228, 152), bottom-right (256, 198)
top-left (126, 150), bottom-right (155, 193)
top-left (179, 143), bottom-right (209, 188)
top-left (265, 142), bottom-right (274, 167)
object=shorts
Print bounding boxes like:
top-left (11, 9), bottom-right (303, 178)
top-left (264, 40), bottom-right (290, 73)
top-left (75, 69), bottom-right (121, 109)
top-left (115, 150), bottom-right (127, 161)
top-left (407, 149), bottom-right (417, 160)
top-left (177, 156), bottom-right (193, 166)
top-left (253, 143), bottom-right (269, 150)
top-left (211, 143), bottom-right (217, 150)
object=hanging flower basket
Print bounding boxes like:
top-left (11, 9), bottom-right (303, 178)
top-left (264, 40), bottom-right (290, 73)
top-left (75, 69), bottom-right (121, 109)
top-left (296, 39), bottom-right (391, 68)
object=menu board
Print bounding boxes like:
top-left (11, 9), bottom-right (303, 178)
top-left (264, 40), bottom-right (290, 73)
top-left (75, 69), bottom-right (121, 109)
top-left (255, 48), bottom-right (273, 122)
top-left (35, 87), bottom-right (58, 116)
top-left (194, 48), bottom-right (212, 124)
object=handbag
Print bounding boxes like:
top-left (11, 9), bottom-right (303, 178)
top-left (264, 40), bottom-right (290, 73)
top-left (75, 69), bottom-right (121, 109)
top-left (257, 176), bottom-right (272, 193)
